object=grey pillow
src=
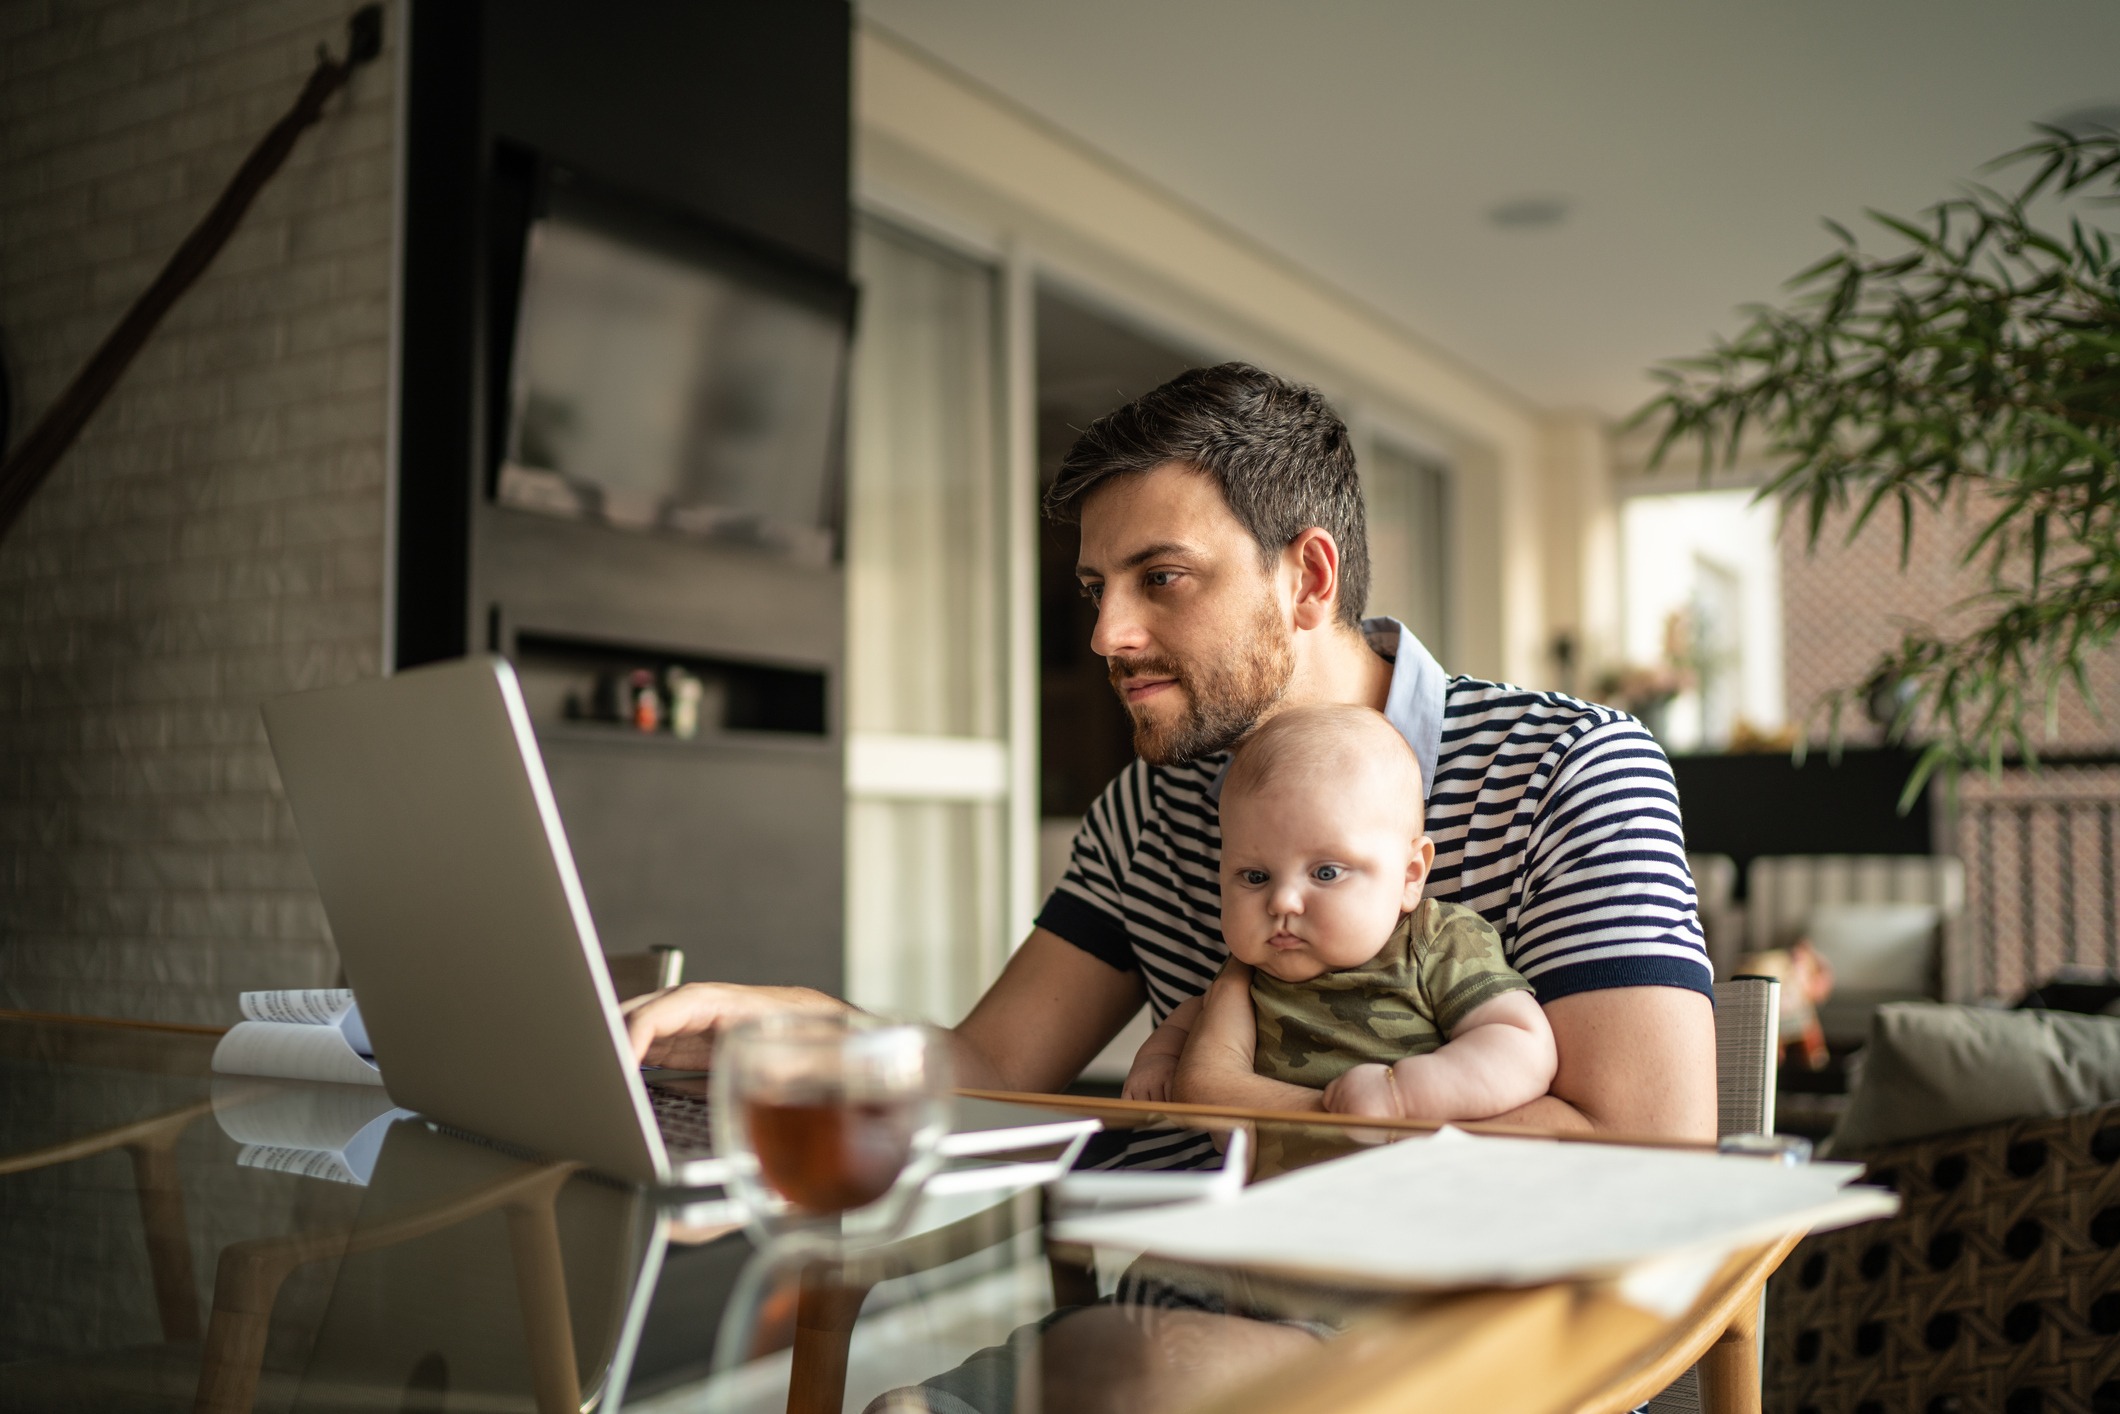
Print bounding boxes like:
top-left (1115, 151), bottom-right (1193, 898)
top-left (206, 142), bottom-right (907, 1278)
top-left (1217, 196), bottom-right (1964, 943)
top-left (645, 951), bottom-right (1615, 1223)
top-left (1825, 1002), bottom-right (2120, 1157)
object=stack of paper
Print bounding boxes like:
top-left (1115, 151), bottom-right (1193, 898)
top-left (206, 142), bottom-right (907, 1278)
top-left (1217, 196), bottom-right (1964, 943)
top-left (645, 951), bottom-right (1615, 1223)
top-left (1053, 1128), bottom-right (1896, 1290)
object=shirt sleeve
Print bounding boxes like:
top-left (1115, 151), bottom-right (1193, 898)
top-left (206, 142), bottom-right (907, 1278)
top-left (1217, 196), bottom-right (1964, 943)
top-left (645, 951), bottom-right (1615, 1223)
top-left (1418, 901), bottom-right (1535, 1035)
top-left (1507, 716), bottom-right (1715, 1002)
top-left (1033, 761), bottom-right (1147, 974)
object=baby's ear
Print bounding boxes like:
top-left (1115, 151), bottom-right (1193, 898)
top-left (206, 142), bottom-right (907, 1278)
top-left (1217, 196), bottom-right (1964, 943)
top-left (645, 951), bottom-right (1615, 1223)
top-left (1401, 834), bottom-right (1436, 909)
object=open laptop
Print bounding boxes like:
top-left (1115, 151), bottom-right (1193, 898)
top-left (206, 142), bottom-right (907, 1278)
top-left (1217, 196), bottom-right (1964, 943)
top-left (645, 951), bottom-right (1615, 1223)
top-left (263, 655), bottom-right (1095, 1188)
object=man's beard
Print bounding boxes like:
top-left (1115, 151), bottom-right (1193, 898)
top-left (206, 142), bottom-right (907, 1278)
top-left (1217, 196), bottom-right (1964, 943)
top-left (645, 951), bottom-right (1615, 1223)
top-left (1108, 597), bottom-right (1295, 766)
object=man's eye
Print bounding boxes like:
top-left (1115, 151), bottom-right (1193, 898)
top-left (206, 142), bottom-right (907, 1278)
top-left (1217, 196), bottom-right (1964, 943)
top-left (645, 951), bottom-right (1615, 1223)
top-left (1145, 570), bottom-right (1179, 588)
top-left (1240, 870), bottom-right (1269, 887)
top-left (1313, 865), bottom-right (1343, 882)
top-left (1079, 582), bottom-right (1103, 604)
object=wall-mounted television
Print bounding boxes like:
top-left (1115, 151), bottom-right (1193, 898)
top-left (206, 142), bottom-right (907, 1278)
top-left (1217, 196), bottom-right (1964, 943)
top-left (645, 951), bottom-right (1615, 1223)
top-left (496, 171), bottom-right (853, 566)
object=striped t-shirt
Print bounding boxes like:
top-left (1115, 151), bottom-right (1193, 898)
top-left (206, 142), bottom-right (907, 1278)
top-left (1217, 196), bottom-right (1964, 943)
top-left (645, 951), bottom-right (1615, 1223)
top-left (1038, 620), bottom-right (1712, 1035)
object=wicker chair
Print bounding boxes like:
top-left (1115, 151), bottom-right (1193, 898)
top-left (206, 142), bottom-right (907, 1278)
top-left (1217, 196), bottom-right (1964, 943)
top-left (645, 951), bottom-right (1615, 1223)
top-left (1764, 1098), bottom-right (2120, 1414)
top-left (1644, 975), bottom-right (1781, 1414)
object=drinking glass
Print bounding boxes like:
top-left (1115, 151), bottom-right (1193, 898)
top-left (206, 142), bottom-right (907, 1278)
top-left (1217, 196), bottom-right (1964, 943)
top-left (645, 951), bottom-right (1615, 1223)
top-left (709, 1012), bottom-right (952, 1241)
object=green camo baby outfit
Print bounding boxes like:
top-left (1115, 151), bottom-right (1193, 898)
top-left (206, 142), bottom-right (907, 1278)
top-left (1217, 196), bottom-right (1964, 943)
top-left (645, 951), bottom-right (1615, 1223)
top-left (1251, 897), bottom-right (1532, 1088)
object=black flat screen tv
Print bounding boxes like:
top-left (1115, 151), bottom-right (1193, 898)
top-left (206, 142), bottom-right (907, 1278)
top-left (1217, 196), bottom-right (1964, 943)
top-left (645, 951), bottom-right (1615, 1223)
top-left (497, 178), bottom-right (852, 565)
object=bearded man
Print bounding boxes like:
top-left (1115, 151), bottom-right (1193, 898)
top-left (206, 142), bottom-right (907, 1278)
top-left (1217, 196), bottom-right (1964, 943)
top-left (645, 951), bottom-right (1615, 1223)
top-left (626, 363), bottom-right (1717, 1149)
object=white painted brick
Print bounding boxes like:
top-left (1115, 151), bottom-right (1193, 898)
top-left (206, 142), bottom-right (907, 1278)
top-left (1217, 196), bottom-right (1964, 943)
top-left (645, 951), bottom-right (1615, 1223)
top-left (115, 846), bottom-right (217, 891)
top-left (0, 0), bottom-right (394, 1021)
top-left (212, 845), bottom-right (310, 891)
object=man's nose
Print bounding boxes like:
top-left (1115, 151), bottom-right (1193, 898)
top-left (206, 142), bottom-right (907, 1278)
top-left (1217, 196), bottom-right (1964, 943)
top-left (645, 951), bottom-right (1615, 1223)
top-left (1089, 590), bottom-right (1148, 660)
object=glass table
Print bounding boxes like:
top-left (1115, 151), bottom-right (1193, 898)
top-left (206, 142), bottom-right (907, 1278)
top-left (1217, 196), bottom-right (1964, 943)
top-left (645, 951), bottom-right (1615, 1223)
top-left (0, 1011), bottom-right (1794, 1414)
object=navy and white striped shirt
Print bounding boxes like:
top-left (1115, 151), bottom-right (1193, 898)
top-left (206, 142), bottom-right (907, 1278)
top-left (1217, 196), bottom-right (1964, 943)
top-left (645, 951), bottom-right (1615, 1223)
top-left (1038, 620), bottom-right (1712, 1031)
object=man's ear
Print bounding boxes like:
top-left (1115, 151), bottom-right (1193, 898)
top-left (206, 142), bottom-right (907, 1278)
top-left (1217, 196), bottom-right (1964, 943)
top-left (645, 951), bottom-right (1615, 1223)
top-left (1284, 528), bottom-right (1340, 632)
top-left (1402, 834), bottom-right (1436, 910)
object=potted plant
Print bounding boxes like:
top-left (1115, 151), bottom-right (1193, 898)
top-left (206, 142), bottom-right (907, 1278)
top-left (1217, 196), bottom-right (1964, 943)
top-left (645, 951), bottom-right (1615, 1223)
top-left (1634, 128), bottom-right (2120, 800)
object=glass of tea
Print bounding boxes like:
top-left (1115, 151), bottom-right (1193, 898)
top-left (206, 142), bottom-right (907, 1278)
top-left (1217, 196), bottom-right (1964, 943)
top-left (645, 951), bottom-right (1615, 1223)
top-left (710, 1012), bottom-right (952, 1240)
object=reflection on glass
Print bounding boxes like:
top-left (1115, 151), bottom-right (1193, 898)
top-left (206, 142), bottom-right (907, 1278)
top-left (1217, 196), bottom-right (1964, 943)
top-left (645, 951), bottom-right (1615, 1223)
top-left (502, 216), bottom-right (847, 564)
top-left (292, 1121), bottom-right (663, 1414)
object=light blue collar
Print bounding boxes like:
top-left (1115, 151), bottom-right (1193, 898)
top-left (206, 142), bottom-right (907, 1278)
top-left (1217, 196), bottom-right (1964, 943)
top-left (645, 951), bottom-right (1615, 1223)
top-left (1204, 616), bottom-right (1448, 805)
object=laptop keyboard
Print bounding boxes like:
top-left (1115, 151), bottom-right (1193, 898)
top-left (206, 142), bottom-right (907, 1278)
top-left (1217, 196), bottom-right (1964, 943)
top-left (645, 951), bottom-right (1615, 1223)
top-left (647, 1083), bottom-right (716, 1156)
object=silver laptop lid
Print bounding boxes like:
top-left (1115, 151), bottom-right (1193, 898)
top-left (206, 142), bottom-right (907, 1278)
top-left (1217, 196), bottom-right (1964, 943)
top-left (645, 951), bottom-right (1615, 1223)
top-left (263, 656), bottom-right (675, 1186)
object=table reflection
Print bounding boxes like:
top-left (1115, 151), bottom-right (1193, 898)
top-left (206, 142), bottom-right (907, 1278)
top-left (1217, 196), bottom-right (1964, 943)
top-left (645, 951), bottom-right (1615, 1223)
top-left (687, 1118), bottom-right (1394, 1414)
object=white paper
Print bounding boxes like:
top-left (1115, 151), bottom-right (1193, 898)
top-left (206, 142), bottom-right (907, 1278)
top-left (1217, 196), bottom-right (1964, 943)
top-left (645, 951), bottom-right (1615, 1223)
top-left (238, 989), bottom-right (371, 1055)
top-left (213, 1020), bottom-right (386, 1088)
top-left (1053, 1130), bottom-right (1897, 1290)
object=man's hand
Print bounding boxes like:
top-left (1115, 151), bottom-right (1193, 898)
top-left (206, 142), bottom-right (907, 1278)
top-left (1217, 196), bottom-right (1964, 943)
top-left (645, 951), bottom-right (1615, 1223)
top-left (1122, 1050), bottom-right (1178, 1103)
top-left (620, 983), bottom-right (846, 1069)
top-left (1121, 996), bottom-right (1200, 1103)
top-left (1172, 961), bottom-right (1322, 1113)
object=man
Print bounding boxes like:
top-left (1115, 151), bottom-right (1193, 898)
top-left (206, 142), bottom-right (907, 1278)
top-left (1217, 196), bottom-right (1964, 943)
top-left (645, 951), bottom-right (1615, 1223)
top-left (627, 363), bottom-right (1716, 1144)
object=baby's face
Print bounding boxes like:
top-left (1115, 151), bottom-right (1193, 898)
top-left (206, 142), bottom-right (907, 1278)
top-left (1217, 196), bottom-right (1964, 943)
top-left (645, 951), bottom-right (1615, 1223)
top-left (1219, 773), bottom-right (1428, 984)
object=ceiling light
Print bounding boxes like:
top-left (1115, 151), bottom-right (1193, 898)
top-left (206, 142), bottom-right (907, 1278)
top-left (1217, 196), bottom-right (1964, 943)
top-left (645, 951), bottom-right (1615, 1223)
top-left (1487, 196), bottom-right (1571, 230)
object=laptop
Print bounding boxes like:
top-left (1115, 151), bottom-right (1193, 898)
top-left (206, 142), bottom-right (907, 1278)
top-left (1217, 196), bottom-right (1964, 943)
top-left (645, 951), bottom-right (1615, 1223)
top-left (263, 655), bottom-right (1095, 1189)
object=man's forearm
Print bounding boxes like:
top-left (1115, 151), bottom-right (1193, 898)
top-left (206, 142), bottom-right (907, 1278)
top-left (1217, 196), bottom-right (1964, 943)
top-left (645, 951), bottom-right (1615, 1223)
top-left (1172, 1059), bottom-right (1323, 1113)
top-left (1477, 1092), bottom-right (1595, 1134)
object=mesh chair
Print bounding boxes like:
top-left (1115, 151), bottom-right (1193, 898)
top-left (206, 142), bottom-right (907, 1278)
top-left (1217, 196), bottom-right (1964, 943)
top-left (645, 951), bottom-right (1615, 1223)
top-left (1644, 975), bottom-right (1781, 1414)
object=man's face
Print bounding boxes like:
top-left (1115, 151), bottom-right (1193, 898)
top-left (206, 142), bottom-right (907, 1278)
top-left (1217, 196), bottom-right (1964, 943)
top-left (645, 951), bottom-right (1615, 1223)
top-left (1075, 464), bottom-right (1295, 765)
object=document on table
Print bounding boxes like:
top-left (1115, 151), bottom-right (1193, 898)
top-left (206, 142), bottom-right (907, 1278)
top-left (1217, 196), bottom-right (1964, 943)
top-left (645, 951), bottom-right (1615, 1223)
top-left (1052, 1128), bottom-right (1897, 1290)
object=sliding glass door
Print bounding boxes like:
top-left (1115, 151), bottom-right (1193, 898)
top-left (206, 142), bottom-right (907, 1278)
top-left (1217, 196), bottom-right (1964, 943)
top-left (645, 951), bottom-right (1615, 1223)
top-left (843, 219), bottom-right (1010, 1022)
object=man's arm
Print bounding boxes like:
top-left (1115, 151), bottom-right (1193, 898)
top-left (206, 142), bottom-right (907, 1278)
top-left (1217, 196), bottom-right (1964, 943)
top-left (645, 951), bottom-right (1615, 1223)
top-left (952, 927), bottom-right (1147, 1092)
top-left (621, 927), bottom-right (1144, 1092)
top-left (1479, 985), bottom-right (1717, 1141)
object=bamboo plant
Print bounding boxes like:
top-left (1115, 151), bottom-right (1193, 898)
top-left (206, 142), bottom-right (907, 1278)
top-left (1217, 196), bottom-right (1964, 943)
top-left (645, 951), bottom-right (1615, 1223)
top-left (1635, 127), bottom-right (2120, 799)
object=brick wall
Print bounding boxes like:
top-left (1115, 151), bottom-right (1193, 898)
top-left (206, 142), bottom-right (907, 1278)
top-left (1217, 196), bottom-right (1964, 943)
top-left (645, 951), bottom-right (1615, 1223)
top-left (1782, 498), bottom-right (2120, 752)
top-left (1783, 498), bottom-right (2120, 999)
top-left (0, 0), bottom-right (397, 1023)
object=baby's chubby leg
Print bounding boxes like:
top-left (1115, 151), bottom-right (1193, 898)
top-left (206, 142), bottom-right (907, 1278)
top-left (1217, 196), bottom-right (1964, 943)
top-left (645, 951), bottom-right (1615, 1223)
top-left (1320, 1063), bottom-right (1401, 1118)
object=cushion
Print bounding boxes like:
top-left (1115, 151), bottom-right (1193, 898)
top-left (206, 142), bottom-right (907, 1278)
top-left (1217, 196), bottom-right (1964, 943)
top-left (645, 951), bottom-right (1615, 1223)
top-left (1805, 901), bottom-right (1939, 994)
top-left (1825, 1001), bottom-right (2120, 1156)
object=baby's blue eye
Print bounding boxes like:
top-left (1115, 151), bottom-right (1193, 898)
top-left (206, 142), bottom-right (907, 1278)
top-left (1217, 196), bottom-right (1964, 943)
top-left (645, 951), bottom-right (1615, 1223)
top-left (1313, 864), bottom-right (1343, 883)
top-left (1240, 869), bottom-right (1269, 887)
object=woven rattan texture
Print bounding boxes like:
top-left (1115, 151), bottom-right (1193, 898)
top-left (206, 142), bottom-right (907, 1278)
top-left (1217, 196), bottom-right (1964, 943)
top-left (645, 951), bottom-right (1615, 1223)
top-left (1766, 1100), bottom-right (2120, 1414)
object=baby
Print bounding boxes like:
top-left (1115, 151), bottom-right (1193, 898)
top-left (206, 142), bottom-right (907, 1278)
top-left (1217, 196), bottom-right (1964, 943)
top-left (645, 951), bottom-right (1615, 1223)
top-left (1123, 702), bottom-right (1557, 1121)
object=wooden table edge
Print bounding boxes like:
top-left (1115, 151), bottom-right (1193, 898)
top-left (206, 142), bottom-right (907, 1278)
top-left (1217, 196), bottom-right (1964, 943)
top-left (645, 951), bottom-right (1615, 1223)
top-left (957, 1086), bottom-right (1721, 1151)
top-left (1172, 1232), bottom-right (1800, 1414)
top-left (0, 1008), bottom-right (230, 1036)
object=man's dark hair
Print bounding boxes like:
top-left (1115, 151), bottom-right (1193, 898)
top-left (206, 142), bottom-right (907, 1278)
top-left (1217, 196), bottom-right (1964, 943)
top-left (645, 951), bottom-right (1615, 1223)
top-left (1044, 363), bottom-right (1370, 628)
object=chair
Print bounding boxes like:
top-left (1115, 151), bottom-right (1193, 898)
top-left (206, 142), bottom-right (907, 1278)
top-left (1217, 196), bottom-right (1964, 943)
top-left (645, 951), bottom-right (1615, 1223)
top-left (605, 945), bottom-right (684, 1001)
top-left (1641, 975), bottom-right (1781, 1414)
top-left (1765, 1097), bottom-right (2120, 1412)
top-left (1745, 855), bottom-right (1968, 1036)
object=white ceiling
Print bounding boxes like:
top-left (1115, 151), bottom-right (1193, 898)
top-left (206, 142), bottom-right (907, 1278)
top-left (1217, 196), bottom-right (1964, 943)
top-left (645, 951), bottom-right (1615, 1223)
top-left (860, 0), bottom-right (2120, 416)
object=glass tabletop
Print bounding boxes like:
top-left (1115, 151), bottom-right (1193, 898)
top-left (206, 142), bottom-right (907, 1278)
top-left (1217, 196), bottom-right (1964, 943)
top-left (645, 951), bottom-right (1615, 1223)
top-left (0, 1012), bottom-right (1782, 1414)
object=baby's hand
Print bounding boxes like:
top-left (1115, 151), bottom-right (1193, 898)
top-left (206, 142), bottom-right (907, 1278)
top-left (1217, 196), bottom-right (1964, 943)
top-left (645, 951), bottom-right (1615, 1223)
top-left (1322, 1063), bottom-right (1401, 1118)
top-left (1122, 1051), bottom-right (1178, 1103)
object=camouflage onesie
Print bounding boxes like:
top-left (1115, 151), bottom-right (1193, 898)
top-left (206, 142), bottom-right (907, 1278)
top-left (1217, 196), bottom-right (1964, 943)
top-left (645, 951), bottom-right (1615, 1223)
top-left (1251, 897), bottom-right (1533, 1088)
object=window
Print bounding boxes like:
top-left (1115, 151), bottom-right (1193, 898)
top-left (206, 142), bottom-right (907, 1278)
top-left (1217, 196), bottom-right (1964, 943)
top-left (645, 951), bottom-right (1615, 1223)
top-left (1364, 438), bottom-right (1451, 660)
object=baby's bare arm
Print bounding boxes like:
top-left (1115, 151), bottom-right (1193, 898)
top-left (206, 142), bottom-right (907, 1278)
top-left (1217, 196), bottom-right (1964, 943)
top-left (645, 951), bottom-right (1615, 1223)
top-left (1121, 996), bottom-right (1202, 1102)
top-left (1323, 991), bottom-right (1557, 1122)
